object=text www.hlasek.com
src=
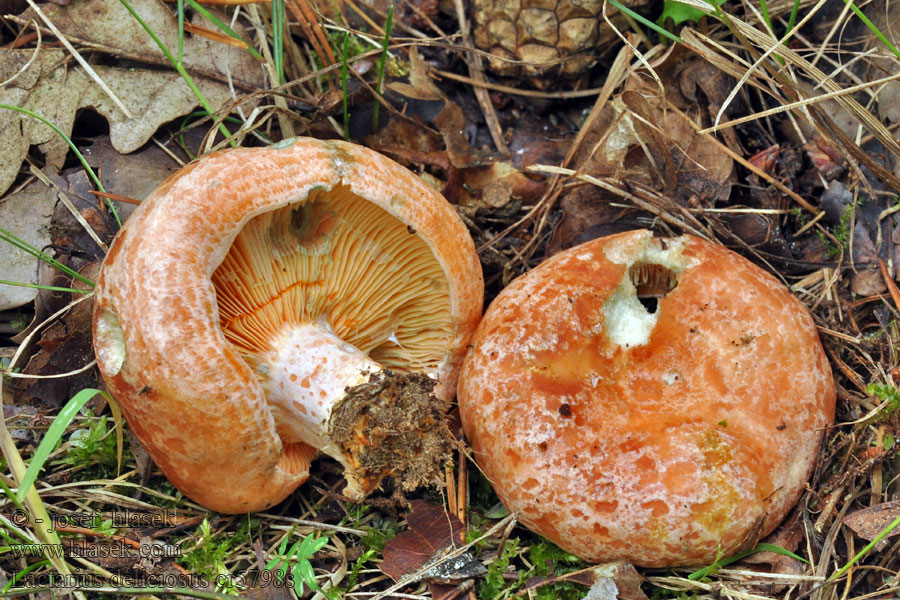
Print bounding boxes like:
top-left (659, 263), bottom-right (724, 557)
top-left (9, 544), bottom-right (65, 559)
top-left (10, 542), bottom-right (180, 559)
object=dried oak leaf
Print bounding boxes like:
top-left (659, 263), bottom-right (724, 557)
top-left (0, 49), bottom-right (254, 197)
top-left (82, 135), bottom-right (186, 209)
top-left (1, 0), bottom-right (262, 196)
top-left (19, 0), bottom-right (263, 90)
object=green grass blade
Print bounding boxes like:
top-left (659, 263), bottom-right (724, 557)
top-left (841, 0), bottom-right (900, 60)
top-left (0, 382), bottom-right (83, 597)
top-left (3, 560), bottom-right (50, 592)
top-left (177, 0), bottom-right (185, 62)
top-left (16, 389), bottom-right (109, 503)
top-left (105, 394), bottom-right (125, 476)
top-left (272, 0), bottom-right (285, 85)
top-left (0, 227), bottom-right (94, 287)
top-left (0, 280), bottom-right (91, 294)
top-left (758, 0), bottom-right (772, 33)
top-left (832, 514), bottom-right (900, 580)
top-left (184, 0), bottom-right (263, 61)
top-left (372, 4), bottom-right (393, 130)
top-left (115, 0), bottom-right (237, 146)
top-left (786, 0), bottom-right (800, 34)
top-left (0, 104), bottom-right (120, 227)
top-left (0, 530), bottom-right (23, 547)
top-left (0, 478), bottom-right (24, 512)
top-left (608, 0), bottom-right (682, 44)
top-left (688, 542), bottom-right (807, 580)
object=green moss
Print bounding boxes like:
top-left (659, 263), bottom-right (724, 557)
top-left (58, 411), bottom-right (130, 480)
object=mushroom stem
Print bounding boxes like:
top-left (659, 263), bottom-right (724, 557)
top-left (251, 321), bottom-right (452, 500)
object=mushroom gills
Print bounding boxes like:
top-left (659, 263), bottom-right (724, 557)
top-left (630, 262), bottom-right (679, 312)
top-left (211, 185), bottom-right (457, 499)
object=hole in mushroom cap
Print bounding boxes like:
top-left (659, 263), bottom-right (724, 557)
top-left (602, 265), bottom-right (679, 349)
top-left (601, 235), bottom-right (688, 349)
top-left (95, 309), bottom-right (126, 376)
top-left (288, 200), bottom-right (339, 255)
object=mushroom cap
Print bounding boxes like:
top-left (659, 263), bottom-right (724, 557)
top-left (458, 230), bottom-right (834, 567)
top-left (93, 138), bottom-right (483, 513)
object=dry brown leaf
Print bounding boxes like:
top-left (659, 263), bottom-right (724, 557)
top-left (433, 101), bottom-right (498, 170)
top-left (570, 77), bottom-right (733, 200)
top-left (4, 138), bottom-right (181, 350)
top-left (82, 135), bottom-right (185, 209)
top-left (366, 117), bottom-right (445, 158)
top-left (396, 46), bottom-right (443, 102)
top-left (0, 48), bottom-right (255, 196)
top-left (506, 119), bottom-right (570, 169)
top-left (1, 0), bottom-right (264, 196)
top-left (460, 162), bottom-right (545, 211)
top-left (843, 500), bottom-right (900, 551)
top-left (379, 500), bottom-right (485, 587)
top-left (549, 73), bottom-right (734, 252)
top-left (389, 47), bottom-right (499, 170)
top-left (15, 263), bottom-right (100, 409)
top-left (20, 0), bottom-right (263, 90)
top-left (379, 500), bottom-right (464, 581)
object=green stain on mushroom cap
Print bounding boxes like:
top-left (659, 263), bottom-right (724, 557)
top-left (271, 137), bottom-right (300, 150)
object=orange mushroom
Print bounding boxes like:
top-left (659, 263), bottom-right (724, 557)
top-left (458, 229), bottom-right (834, 566)
top-left (92, 137), bottom-right (483, 513)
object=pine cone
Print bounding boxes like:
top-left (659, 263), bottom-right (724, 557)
top-left (472, 0), bottom-right (651, 81)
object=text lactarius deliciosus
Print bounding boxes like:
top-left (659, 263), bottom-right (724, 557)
top-left (458, 229), bottom-right (835, 567)
top-left (92, 137), bottom-right (484, 513)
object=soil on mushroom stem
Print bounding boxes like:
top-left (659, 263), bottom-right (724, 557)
top-left (330, 371), bottom-right (456, 492)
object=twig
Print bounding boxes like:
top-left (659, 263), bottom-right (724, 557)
top-left (27, 163), bottom-right (109, 253)
top-left (450, 0), bottom-right (508, 154)
top-left (0, 18), bottom-right (41, 87)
